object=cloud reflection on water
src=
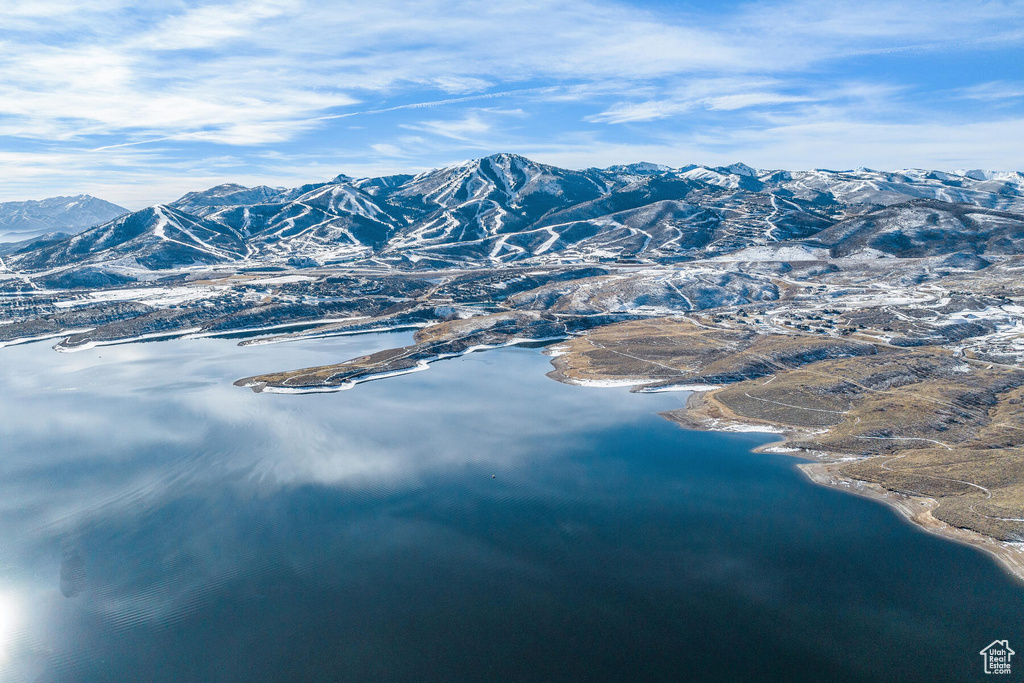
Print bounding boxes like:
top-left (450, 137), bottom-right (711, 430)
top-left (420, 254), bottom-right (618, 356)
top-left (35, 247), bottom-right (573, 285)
top-left (0, 332), bottom-right (681, 545)
top-left (3, 332), bottom-right (1020, 683)
top-left (0, 333), bottom-right (689, 679)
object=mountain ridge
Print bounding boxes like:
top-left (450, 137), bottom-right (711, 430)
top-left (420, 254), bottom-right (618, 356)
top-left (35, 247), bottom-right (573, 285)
top-left (4, 154), bottom-right (1024, 281)
top-left (0, 194), bottom-right (129, 243)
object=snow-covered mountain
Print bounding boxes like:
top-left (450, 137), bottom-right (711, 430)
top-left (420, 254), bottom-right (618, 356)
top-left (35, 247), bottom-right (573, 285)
top-left (0, 194), bottom-right (128, 243)
top-left (4, 154), bottom-right (1023, 277)
top-left (169, 183), bottom-right (286, 217)
top-left (805, 199), bottom-right (1024, 258)
top-left (9, 205), bottom-right (248, 271)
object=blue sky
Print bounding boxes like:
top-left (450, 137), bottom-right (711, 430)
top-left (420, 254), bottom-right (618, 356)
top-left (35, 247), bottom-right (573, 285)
top-left (1, 0), bottom-right (1022, 208)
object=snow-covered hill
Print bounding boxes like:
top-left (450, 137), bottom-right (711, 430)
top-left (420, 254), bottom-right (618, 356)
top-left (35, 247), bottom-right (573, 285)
top-left (7, 205), bottom-right (248, 271)
top-left (805, 199), bottom-right (1024, 258)
top-left (0, 195), bottom-right (128, 242)
top-left (4, 155), bottom-right (1023, 278)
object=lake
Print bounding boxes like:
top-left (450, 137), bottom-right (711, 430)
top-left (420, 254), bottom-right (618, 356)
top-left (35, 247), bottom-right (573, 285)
top-left (0, 332), bottom-right (1021, 682)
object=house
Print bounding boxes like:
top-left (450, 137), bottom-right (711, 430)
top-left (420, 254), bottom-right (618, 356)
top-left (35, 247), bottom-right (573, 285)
top-left (980, 640), bottom-right (1015, 675)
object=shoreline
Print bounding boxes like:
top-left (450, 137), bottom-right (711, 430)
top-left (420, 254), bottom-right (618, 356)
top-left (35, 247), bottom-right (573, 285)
top-left (32, 322), bottom-right (1024, 582)
top-left (797, 461), bottom-right (1024, 584)
top-left (553, 370), bottom-right (1024, 584)
top-left (241, 335), bottom-right (570, 393)
top-left (679, 389), bottom-right (1024, 584)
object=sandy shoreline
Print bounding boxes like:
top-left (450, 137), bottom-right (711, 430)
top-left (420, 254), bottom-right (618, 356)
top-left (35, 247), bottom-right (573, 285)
top-left (798, 461), bottom-right (1024, 584)
top-left (551, 369), bottom-right (1024, 584)
top-left (680, 389), bottom-right (1024, 584)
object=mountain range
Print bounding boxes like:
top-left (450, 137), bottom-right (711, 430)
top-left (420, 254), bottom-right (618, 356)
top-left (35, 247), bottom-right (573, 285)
top-left (0, 195), bottom-right (127, 243)
top-left (3, 153), bottom-right (1023, 281)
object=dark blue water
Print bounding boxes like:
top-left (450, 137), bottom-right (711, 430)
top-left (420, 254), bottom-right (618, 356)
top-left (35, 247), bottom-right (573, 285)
top-left (0, 333), bottom-right (1021, 682)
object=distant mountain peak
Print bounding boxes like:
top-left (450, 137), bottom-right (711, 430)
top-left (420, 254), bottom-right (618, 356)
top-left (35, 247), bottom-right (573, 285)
top-left (722, 162), bottom-right (758, 177)
top-left (170, 184), bottom-right (286, 215)
top-left (603, 161), bottom-right (672, 175)
top-left (954, 169), bottom-right (1024, 183)
top-left (0, 194), bottom-right (128, 243)
top-left (480, 152), bottom-right (532, 164)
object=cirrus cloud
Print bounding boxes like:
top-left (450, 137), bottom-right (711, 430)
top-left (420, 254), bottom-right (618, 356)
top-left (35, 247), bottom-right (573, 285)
top-left (0, 0), bottom-right (1020, 206)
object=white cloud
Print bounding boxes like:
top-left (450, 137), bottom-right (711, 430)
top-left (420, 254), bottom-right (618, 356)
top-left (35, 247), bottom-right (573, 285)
top-left (402, 113), bottom-right (493, 141)
top-left (17, 0), bottom-right (1018, 147)
top-left (522, 117), bottom-right (1024, 174)
top-left (739, 0), bottom-right (1024, 44)
top-left (586, 78), bottom-right (906, 124)
top-left (430, 76), bottom-right (495, 94)
top-left (0, 0), bottom-right (1021, 205)
top-left (706, 92), bottom-right (814, 111)
top-left (587, 92), bottom-right (817, 124)
top-left (370, 143), bottom-right (405, 157)
top-left (956, 81), bottom-right (1024, 101)
top-left (586, 100), bottom-right (694, 124)
top-left (137, 0), bottom-right (299, 50)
